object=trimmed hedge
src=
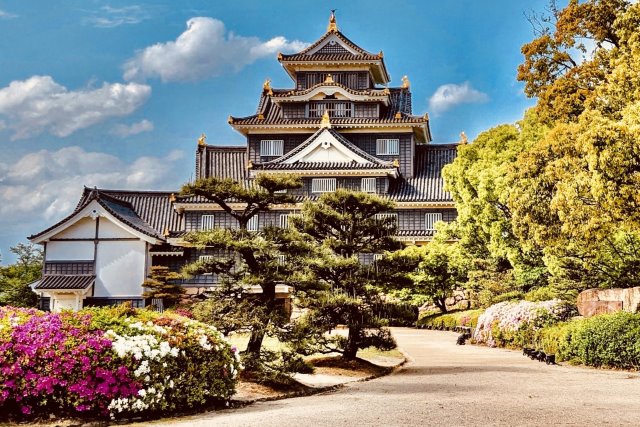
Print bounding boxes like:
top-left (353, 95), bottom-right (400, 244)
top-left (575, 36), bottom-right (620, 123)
top-left (417, 309), bottom-right (484, 330)
top-left (0, 305), bottom-right (241, 420)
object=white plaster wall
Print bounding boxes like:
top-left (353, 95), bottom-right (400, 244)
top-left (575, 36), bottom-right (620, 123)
top-left (94, 240), bottom-right (146, 297)
top-left (54, 217), bottom-right (96, 239)
top-left (99, 217), bottom-right (134, 238)
top-left (47, 241), bottom-right (94, 261)
top-left (52, 294), bottom-right (78, 312)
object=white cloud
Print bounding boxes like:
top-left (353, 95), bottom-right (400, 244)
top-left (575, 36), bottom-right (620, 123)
top-left (0, 75), bottom-right (151, 140)
top-left (428, 81), bottom-right (489, 115)
top-left (0, 9), bottom-right (18, 19)
top-left (111, 119), bottom-right (154, 137)
top-left (123, 17), bottom-right (307, 82)
top-left (84, 5), bottom-right (149, 28)
top-left (0, 147), bottom-right (184, 235)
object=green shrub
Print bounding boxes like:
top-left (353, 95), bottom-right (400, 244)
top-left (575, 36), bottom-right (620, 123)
top-left (557, 312), bottom-right (640, 369)
top-left (373, 301), bottom-right (419, 326)
top-left (417, 309), bottom-right (484, 330)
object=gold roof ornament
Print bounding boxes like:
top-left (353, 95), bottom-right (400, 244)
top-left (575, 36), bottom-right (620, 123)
top-left (197, 133), bottom-right (207, 146)
top-left (169, 193), bottom-right (176, 202)
top-left (394, 111), bottom-right (402, 119)
top-left (324, 73), bottom-right (334, 84)
top-left (263, 78), bottom-right (273, 95)
top-left (378, 50), bottom-right (384, 58)
top-left (393, 159), bottom-right (400, 167)
top-left (383, 87), bottom-right (390, 95)
top-left (247, 160), bottom-right (253, 169)
top-left (423, 112), bottom-right (430, 120)
top-left (277, 52), bottom-right (283, 60)
top-left (227, 116), bottom-right (234, 124)
top-left (401, 75), bottom-right (410, 89)
top-left (460, 131), bottom-right (468, 144)
top-left (320, 110), bottom-right (332, 128)
top-left (163, 227), bottom-right (170, 238)
top-left (327, 9), bottom-right (338, 32)
top-left (258, 113), bottom-right (265, 120)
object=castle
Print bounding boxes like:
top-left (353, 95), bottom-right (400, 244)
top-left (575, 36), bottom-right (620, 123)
top-left (29, 13), bottom-right (459, 311)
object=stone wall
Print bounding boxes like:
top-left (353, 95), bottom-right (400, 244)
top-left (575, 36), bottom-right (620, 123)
top-left (576, 287), bottom-right (640, 318)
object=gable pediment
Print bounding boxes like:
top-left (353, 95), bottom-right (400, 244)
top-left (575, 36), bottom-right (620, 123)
top-left (306, 33), bottom-right (361, 56)
top-left (283, 129), bottom-right (370, 165)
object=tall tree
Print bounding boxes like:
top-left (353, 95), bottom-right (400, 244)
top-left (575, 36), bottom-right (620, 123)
top-left (0, 243), bottom-right (43, 308)
top-left (142, 266), bottom-right (185, 308)
top-left (179, 173), bottom-right (305, 357)
top-left (292, 189), bottom-right (403, 360)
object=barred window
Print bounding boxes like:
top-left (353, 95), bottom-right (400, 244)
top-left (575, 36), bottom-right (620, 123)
top-left (280, 213), bottom-right (302, 229)
top-left (312, 178), bottom-right (337, 193)
top-left (376, 138), bottom-right (399, 155)
top-left (200, 215), bottom-right (215, 230)
top-left (247, 215), bottom-right (259, 232)
top-left (278, 255), bottom-right (287, 265)
top-left (361, 177), bottom-right (377, 193)
top-left (425, 213), bottom-right (443, 230)
top-left (260, 139), bottom-right (284, 156)
top-left (375, 213), bottom-right (398, 224)
top-left (199, 255), bottom-right (215, 262)
top-left (373, 254), bottom-right (384, 262)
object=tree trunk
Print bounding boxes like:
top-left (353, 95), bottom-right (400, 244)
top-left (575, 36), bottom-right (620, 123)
top-left (246, 327), bottom-right (266, 355)
top-left (245, 283), bottom-right (277, 357)
top-left (343, 325), bottom-right (360, 360)
top-left (435, 297), bottom-right (448, 313)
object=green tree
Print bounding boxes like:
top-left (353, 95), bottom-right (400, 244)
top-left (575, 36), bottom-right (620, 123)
top-left (0, 243), bottom-right (43, 308)
top-left (403, 241), bottom-right (468, 313)
top-left (292, 189), bottom-right (403, 360)
top-left (142, 266), bottom-right (185, 308)
top-left (180, 173), bottom-right (306, 359)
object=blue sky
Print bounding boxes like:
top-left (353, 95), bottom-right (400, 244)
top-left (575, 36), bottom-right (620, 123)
top-left (0, 0), bottom-right (551, 263)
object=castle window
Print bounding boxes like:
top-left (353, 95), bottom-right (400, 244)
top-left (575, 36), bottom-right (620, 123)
top-left (247, 215), bottom-right (259, 232)
top-left (280, 213), bottom-right (302, 229)
top-left (200, 215), bottom-right (215, 230)
top-left (375, 213), bottom-right (398, 224)
top-left (361, 178), bottom-right (377, 193)
top-left (425, 213), bottom-right (443, 231)
top-left (312, 178), bottom-right (337, 193)
top-left (260, 139), bottom-right (284, 157)
top-left (376, 139), bottom-right (399, 155)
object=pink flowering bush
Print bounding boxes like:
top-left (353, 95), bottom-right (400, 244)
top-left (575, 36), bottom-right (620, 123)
top-left (0, 305), bottom-right (241, 420)
top-left (472, 300), bottom-right (575, 348)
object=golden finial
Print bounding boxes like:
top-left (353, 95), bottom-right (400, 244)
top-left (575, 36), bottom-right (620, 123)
top-left (394, 111), bottom-right (402, 119)
top-left (423, 112), bottom-right (430, 120)
top-left (324, 74), bottom-right (334, 84)
top-left (460, 132), bottom-right (468, 144)
top-left (197, 133), bottom-right (206, 146)
top-left (327, 9), bottom-right (338, 32)
top-left (163, 227), bottom-right (170, 238)
top-left (401, 75), bottom-right (410, 89)
top-left (169, 193), bottom-right (176, 202)
top-left (383, 87), bottom-right (390, 95)
top-left (378, 50), bottom-right (384, 58)
top-left (247, 160), bottom-right (253, 169)
top-left (320, 110), bottom-right (332, 128)
top-left (263, 78), bottom-right (273, 95)
top-left (393, 159), bottom-right (400, 167)
top-left (258, 113), bottom-right (265, 120)
top-left (277, 52), bottom-right (283, 60)
top-left (228, 116), bottom-right (234, 124)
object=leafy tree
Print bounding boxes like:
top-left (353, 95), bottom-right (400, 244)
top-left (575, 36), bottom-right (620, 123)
top-left (441, 112), bottom-right (550, 303)
top-left (179, 173), bottom-right (306, 359)
top-left (517, 0), bottom-right (631, 123)
top-left (403, 241), bottom-right (468, 313)
top-left (0, 243), bottom-right (43, 308)
top-left (291, 189), bottom-right (403, 360)
top-left (142, 266), bottom-right (185, 308)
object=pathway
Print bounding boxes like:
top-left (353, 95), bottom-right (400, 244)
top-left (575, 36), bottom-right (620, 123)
top-left (145, 328), bottom-right (640, 426)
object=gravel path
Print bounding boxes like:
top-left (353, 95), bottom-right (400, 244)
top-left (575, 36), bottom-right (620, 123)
top-left (146, 328), bottom-right (640, 426)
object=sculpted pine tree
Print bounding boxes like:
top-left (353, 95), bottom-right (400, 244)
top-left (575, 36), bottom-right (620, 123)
top-left (180, 173), bottom-right (304, 357)
top-left (292, 189), bottom-right (403, 360)
top-left (142, 266), bottom-right (185, 308)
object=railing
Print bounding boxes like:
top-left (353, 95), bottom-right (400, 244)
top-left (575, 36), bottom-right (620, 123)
top-left (307, 101), bottom-right (353, 118)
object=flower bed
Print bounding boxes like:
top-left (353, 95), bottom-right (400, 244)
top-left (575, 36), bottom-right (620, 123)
top-left (0, 305), bottom-right (241, 420)
top-left (472, 300), bottom-right (574, 348)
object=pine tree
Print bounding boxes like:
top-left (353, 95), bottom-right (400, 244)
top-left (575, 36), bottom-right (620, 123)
top-left (142, 266), bottom-right (185, 308)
